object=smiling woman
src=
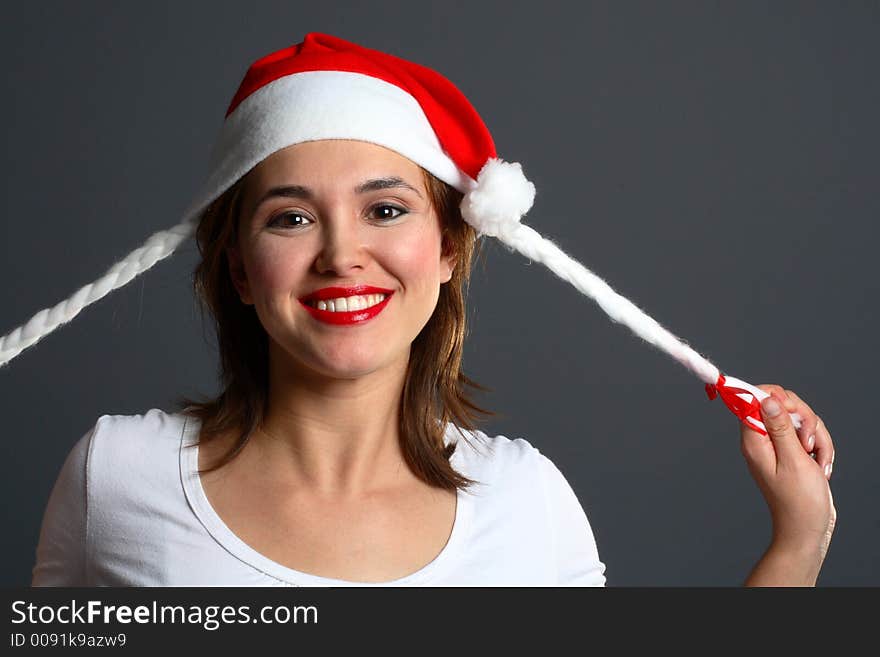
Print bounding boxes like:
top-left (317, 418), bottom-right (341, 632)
top-left (182, 139), bottom-right (490, 494)
top-left (27, 32), bottom-right (834, 586)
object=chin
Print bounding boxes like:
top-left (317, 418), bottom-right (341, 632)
top-left (271, 332), bottom-right (412, 380)
top-left (306, 345), bottom-right (405, 380)
top-left (316, 359), bottom-right (378, 379)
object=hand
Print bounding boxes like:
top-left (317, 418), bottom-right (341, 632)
top-left (739, 385), bottom-right (837, 566)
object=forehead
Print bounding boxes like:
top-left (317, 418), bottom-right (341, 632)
top-left (248, 139), bottom-right (424, 186)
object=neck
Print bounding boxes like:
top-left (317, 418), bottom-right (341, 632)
top-left (254, 339), bottom-right (413, 498)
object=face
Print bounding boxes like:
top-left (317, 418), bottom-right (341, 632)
top-left (227, 139), bottom-right (455, 381)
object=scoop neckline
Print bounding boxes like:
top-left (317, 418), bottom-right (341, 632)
top-left (178, 414), bottom-right (472, 586)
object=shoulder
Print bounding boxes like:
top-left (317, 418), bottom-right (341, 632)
top-left (33, 409), bottom-right (192, 585)
top-left (444, 424), bottom-right (606, 585)
top-left (85, 408), bottom-right (188, 493)
top-left (444, 423), bottom-right (552, 500)
top-left (89, 407), bottom-right (186, 452)
top-left (444, 423), bottom-right (583, 500)
top-left (445, 423), bottom-right (544, 479)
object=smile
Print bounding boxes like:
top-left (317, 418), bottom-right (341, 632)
top-left (306, 293), bottom-right (387, 312)
top-left (300, 292), bottom-right (393, 325)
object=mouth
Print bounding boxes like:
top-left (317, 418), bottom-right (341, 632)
top-left (298, 287), bottom-right (394, 325)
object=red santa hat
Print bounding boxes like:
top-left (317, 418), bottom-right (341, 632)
top-left (0, 32), bottom-right (798, 434)
top-left (183, 32), bottom-right (535, 240)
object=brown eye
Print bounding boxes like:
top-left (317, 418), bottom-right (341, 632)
top-left (370, 204), bottom-right (406, 222)
top-left (268, 212), bottom-right (312, 228)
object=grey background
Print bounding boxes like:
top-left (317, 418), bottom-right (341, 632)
top-left (2, 1), bottom-right (877, 586)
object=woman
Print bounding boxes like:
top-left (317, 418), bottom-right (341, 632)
top-left (29, 33), bottom-right (835, 586)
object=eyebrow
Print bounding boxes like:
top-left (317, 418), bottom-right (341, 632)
top-left (252, 176), bottom-right (423, 212)
top-left (355, 177), bottom-right (423, 198)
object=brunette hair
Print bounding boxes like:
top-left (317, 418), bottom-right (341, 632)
top-left (173, 164), bottom-right (494, 492)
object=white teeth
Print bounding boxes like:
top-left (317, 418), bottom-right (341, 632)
top-left (312, 294), bottom-right (387, 312)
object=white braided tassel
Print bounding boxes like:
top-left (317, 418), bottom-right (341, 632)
top-left (0, 219), bottom-right (197, 368)
top-left (459, 157), bottom-right (802, 433)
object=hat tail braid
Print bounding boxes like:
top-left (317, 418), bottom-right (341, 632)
top-left (496, 224), bottom-right (721, 386)
top-left (0, 219), bottom-right (197, 368)
top-left (460, 159), bottom-right (802, 433)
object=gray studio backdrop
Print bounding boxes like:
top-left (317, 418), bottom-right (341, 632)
top-left (2, 2), bottom-right (877, 586)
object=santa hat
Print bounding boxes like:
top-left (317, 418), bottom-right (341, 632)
top-left (0, 32), bottom-right (798, 434)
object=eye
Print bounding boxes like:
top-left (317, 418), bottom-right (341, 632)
top-left (267, 211), bottom-right (312, 228)
top-left (370, 204), bottom-right (407, 222)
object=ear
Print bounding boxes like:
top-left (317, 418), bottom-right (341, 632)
top-left (439, 233), bottom-right (456, 284)
top-left (226, 245), bottom-right (254, 305)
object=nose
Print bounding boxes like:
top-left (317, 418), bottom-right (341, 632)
top-left (313, 216), bottom-right (368, 276)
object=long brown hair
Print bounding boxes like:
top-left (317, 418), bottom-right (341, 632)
top-left (173, 164), bottom-right (494, 492)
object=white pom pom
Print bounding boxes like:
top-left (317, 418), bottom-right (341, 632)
top-left (460, 158), bottom-right (536, 237)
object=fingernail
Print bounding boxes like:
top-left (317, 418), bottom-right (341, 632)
top-left (762, 397), bottom-right (781, 417)
top-left (824, 463), bottom-right (831, 478)
top-left (808, 434), bottom-right (815, 450)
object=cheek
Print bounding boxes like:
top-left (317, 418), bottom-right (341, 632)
top-left (245, 241), bottom-right (308, 297)
top-left (382, 224), bottom-right (445, 284)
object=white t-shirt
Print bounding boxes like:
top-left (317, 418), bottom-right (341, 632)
top-left (31, 409), bottom-right (606, 586)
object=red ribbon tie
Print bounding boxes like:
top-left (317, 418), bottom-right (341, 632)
top-left (705, 374), bottom-right (767, 435)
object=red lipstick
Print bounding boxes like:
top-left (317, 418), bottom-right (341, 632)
top-left (298, 285), bottom-right (394, 326)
